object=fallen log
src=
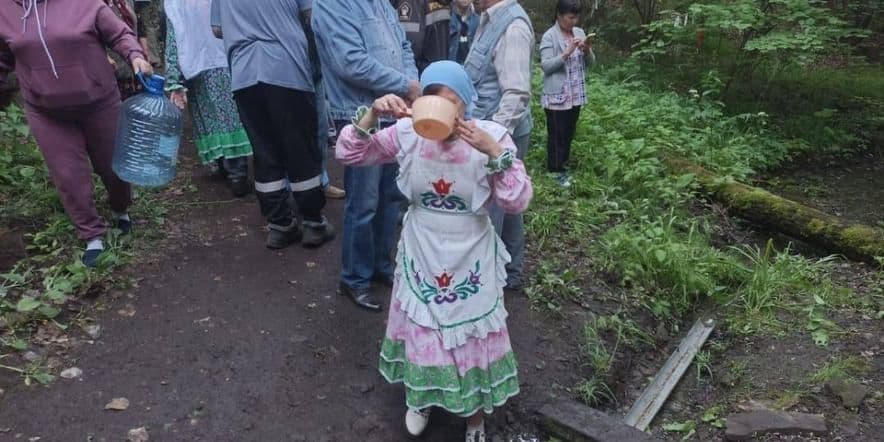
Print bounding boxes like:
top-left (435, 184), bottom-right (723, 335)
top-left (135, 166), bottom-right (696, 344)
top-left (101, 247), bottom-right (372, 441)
top-left (663, 154), bottom-right (884, 264)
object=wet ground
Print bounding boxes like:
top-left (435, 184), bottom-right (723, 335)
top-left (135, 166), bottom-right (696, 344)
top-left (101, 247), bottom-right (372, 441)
top-left (0, 143), bottom-right (585, 441)
top-left (762, 147), bottom-right (883, 227)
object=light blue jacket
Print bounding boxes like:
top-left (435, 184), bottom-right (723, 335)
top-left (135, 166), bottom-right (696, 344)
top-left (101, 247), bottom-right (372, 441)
top-left (312, 0), bottom-right (419, 122)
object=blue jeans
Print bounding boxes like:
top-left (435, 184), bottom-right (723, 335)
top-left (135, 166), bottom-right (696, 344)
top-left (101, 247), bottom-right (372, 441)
top-left (338, 121), bottom-right (404, 289)
top-left (316, 79), bottom-right (331, 188)
top-left (489, 132), bottom-right (530, 287)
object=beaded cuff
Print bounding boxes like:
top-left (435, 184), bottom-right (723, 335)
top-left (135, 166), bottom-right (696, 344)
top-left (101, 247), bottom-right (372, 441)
top-left (352, 106), bottom-right (379, 139)
top-left (485, 149), bottom-right (514, 174)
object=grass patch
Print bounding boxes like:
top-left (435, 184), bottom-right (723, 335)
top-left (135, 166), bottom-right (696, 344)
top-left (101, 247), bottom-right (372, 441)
top-left (0, 104), bottom-right (180, 384)
top-left (523, 66), bottom-right (872, 408)
top-left (807, 355), bottom-right (872, 385)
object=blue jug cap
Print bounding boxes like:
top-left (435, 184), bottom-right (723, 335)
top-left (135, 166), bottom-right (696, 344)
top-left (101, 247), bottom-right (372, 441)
top-left (136, 73), bottom-right (166, 95)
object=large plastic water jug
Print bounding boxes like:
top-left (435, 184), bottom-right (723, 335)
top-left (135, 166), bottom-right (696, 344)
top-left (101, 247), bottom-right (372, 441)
top-left (112, 74), bottom-right (183, 187)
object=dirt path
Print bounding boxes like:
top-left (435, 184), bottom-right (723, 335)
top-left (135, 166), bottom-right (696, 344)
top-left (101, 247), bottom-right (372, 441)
top-left (0, 146), bottom-right (584, 441)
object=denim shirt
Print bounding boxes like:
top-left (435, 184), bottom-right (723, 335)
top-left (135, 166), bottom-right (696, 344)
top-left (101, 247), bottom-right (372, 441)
top-left (312, 0), bottom-right (419, 122)
top-left (449, 8), bottom-right (478, 64)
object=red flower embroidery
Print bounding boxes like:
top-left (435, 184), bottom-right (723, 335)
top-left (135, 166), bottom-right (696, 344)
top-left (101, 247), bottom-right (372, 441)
top-left (431, 178), bottom-right (453, 197)
top-left (435, 272), bottom-right (453, 288)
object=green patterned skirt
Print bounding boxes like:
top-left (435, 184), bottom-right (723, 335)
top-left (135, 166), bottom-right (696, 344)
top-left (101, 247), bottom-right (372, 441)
top-left (186, 68), bottom-right (252, 164)
top-left (379, 298), bottom-right (520, 417)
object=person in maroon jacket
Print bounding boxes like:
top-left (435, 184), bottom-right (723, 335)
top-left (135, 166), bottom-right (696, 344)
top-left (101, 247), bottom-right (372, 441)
top-left (0, 0), bottom-right (153, 268)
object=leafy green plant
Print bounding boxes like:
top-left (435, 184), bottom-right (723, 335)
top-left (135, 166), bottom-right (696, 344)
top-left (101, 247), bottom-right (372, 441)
top-left (662, 420), bottom-right (697, 440)
top-left (525, 260), bottom-right (583, 313)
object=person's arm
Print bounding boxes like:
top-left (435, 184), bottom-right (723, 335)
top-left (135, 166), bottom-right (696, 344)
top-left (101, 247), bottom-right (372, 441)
top-left (490, 147), bottom-right (533, 214)
top-left (539, 30), bottom-right (565, 74)
top-left (313, 1), bottom-right (413, 97)
top-left (454, 120), bottom-right (533, 214)
top-left (96, 3), bottom-right (152, 74)
top-left (336, 94), bottom-right (409, 165)
top-left (210, 0), bottom-right (223, 39)
top-left (164, 17), bottom-right (187, 108)
top-left (491, 20), bottom-right (532, 135)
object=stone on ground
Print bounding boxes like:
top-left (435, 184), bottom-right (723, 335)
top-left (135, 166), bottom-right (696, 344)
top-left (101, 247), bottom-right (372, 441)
top-left (826, 379), bottom-right (870, 409)
top-left (725, 410), bottom-right (827, 440)
top-left (127, 426), bottom-right (149, 442)
top-left (105, 397), bottom-right (130, 411)
top-left (59, 367), bottom-right (82, 379)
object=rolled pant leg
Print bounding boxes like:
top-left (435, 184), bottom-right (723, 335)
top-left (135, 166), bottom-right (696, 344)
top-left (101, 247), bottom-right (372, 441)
top-left (80, 100), bottom-right (132, 214)
top-left (490, 132), bottom-right (530, 286)
top-left (25, 107), bottom-right (105, 241)
top-left (234, 85), bottom-right (292, 226)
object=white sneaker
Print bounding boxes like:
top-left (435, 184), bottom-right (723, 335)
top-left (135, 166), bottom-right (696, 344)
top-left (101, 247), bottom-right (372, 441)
top-left (405, 408), bottom-right (431, 437)
top-left (465, 424), bottom-right (486, 442)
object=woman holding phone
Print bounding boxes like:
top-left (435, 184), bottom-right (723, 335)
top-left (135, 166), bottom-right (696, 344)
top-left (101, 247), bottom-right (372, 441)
top-left (539, 0), bottom-right (595, 188)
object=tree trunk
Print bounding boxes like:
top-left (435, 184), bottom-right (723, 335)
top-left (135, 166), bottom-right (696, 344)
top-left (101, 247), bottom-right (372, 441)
top-left (663, 154), bottom-right (884, 265)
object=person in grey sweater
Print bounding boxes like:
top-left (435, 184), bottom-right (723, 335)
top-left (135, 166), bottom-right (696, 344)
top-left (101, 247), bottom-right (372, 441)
top-left (539, 0), bottom-right (594, 188)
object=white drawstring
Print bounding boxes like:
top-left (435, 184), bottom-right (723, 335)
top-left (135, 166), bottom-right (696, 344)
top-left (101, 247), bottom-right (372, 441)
top-left (20, 0), bottom-right (58, 79)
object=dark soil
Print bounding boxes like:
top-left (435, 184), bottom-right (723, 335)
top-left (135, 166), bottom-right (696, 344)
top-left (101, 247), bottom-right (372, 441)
top-left (762, 147), bottom-right (884, 227)
top-left (0, 144), bottom-right (584, 441)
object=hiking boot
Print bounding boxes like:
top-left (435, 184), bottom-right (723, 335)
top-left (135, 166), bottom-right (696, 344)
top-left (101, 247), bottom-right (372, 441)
top-left (302, 216), bottom-right (336, 248)
top-left (266, 219), bottom-right (302, 249)
top-left (324, 185), bottom-right (346, 199)
top-left (230, 178), bottom-right (250, 198)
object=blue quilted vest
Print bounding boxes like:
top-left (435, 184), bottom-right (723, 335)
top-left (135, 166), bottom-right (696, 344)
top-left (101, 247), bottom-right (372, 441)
top-left (463, 1), bottom-right (533, 138)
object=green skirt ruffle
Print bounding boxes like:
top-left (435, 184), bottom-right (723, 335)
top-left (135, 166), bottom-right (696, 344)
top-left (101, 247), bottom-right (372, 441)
top-left (186, 68), bottom-right (253, 164)
top-left (378, 338), bottom-right (520, 417)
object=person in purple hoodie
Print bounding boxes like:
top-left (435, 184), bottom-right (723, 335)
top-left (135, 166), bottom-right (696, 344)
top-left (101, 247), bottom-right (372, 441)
top-left (0, 0), bottom-right (153, 268)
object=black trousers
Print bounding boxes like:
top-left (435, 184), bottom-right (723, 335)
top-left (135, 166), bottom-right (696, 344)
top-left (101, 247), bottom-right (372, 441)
top-left (234, 83), bottom-right (325, 224)
top-left (545, 106), bottom-right (581, 173)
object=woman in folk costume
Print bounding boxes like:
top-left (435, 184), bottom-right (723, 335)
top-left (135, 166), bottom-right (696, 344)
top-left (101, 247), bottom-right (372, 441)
top-left (164, 0), bottom-right (252, 197)
top-left (336, 61), bottom-right (532, 442)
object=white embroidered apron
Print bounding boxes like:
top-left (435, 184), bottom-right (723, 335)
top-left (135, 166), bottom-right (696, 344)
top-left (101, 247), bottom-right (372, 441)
top-left (393, 120), bottom-right (511, 350)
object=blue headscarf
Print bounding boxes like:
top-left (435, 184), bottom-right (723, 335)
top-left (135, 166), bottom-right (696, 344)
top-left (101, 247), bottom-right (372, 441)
top-left (419, 61), bottom-right (477, 118)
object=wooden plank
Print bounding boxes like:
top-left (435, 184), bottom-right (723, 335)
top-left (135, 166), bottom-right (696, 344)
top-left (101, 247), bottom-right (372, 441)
top-left (539, 400), bottom-right (659, 442)
top-left (623, 318), bottom-right (715, 431)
